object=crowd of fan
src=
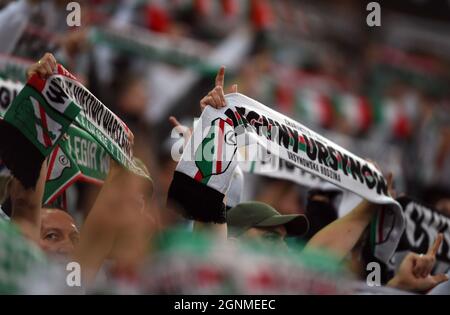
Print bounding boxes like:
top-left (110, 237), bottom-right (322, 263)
top-left (0, 0), bottom-right (449, 294)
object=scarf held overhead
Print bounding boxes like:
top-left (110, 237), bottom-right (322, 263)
top-left (397, 197), bottom-right (450, 262)
top-left (0, 78), bottom-right (108, 205)
top-left (239, 157), bottom-right (324, 189)
top-left (0, 64), bottom-right (149, 189)
top-left (169, 93), bottom-right (404, 263)
top-left (43, 124), bottom-right (109, 205)
top-left (370, 196), bottom-right (450, 275)
top-left (0, 78), bottom-right (109, 204)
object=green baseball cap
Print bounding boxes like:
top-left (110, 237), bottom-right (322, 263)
top-left (227, 201), bottom-right (309, 237)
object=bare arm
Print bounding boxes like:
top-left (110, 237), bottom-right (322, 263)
top-left (73, 160), bottom-right (128, 284)
top-left (304, 199), bottom-right (377, 260)
top-left (9, 160), bottom-right (47, 242)
top-left (305, 170), bottom-right (395, 261)
top-left (73, 159), bottom-right (154, 285)
top-left (9, 53), bottom-right (57, 242)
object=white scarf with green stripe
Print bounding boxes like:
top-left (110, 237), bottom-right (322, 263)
top-left (172, 93), bottom-right (404, 263)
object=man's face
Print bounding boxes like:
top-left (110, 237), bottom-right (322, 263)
top-left (39, 209), bottom-right (79, 259)
top-left (240, 225), bottom-right (288, 249)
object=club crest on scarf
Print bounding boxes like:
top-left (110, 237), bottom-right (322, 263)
top-left (47, 147), bottom-right (72, 181)
top-left (194, 117), bottom-right (236, 184)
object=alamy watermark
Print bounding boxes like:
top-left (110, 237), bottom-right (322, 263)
top-left (66, 261), bottom-right (81, 287)
top-left (366, 2), bottom-right (381, 27)
top-left (66, 2), bottom-right (81, 27)
top-left (170, 118), bottom-right (282, 173)
top-left (366, 262), bottom-right (381, 287)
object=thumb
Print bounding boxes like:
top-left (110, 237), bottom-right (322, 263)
top-left (430, 273), bottom-right (449, 286)
top-left (230, 84), bottom-right (238, 93)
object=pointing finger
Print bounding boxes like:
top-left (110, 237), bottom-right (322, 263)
top-left (428, 233), bottom-right (443, 256)
top-left (215, 66), bottom-right (225, 87)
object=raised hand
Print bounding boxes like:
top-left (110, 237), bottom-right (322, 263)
top-left (169, 116), bottom-right (192, 155)
top-left (200, 66), bottom-right (238, 111)
top-left (26, 53), bottom-right (57, 80)
top-left (169, 116), bottom-right (192, 139)
top-left (413, 234), bottom-right (443, 278)
top-left (387, 234), bottom-right (448, 292)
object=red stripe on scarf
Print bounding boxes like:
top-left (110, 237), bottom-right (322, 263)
top-left (46, 146), bottom-right (59, 180)
top-left (39, 104), bottom-right (52, 147)
top-left (216, 119), bottom-right (225, 173)
top-left (194, 170), bottom-right (203, 182)
top-left (28, 74), bottom-right (46, 92)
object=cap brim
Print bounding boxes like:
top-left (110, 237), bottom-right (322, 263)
top-left (255, 214), bottom-right (309, 237)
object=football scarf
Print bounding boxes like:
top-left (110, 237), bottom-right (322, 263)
top-left (0, 64), bottom-right (150, 191)
top-left (0, 78), bottom-right (108, 205)
top-left (169, 93), bottom-right (404, 262)
top-left (225, 166), bottom-right (244, 209)
top-left (89, 24), bottom-right (217, 75)
top-left (369, 196), bottom-right (450, 277)
top-left (239, 157), bottom-right (324, 189)
top-left (43, 124), bottom-right (109, 204)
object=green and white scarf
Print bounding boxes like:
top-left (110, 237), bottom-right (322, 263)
top-left (89, 25), bottom-right (218, 75)
top-left (43, 124), bottom-right (109, 204)
top-left (239, 157), bottom-right (324, 189)
top-left (0, 64), bottom-right (150, 192)
top-left (0, 77), bottom-right (109, 205)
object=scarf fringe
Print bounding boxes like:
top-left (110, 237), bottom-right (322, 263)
top-left (167, 171), bottom-right (226, 224)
